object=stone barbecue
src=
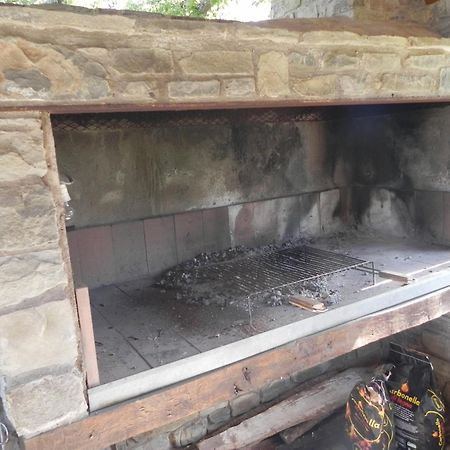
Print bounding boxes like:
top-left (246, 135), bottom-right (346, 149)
top-left (0, 4), bottom-right (449, 450)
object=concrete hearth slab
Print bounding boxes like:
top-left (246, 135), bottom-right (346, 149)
top-left (90, 234), bottom-right (450, 385)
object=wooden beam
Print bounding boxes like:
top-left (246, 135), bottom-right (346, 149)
top-left (75, 287), bottom-right (100, 388)
top-left (197, 368), bottom-right (368, 450)
top-left (24, 289), bottom-right (450, 450)
top-left (1, 97), bottom-right (450, 115)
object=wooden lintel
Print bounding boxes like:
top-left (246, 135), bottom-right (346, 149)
top-left (23, 289), bottom-right (450, 450)
top-left (0, 97), bottom-right (450, 115)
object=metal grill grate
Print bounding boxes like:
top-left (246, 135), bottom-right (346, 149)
top-left (189, 245), bottom-right (374, 298)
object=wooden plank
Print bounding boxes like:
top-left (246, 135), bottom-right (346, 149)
top-left (76, 287), bottom-right (100, 388)
top-left (289, 295), bottom-right (327, 312)
top-left (24, 289), bottom-right (450, 450)
top-left (197, 368), bottom-right (368, 450)
top-left (279, 416), bottom-right (328, 445)
top-left (378, 270), bottom-right (413, 284)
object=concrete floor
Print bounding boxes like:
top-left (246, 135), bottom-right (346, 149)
top-left (90, 235), bottom-right (450, 385)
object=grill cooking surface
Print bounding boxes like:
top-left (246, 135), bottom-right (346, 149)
top-left (189, 245), bottom-right (373, 298)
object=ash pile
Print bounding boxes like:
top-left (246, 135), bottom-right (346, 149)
top-left (155, 240), bottom-right (343, 308)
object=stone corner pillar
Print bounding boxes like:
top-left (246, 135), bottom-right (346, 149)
top-left (0, 111), bottom-right (88, 439)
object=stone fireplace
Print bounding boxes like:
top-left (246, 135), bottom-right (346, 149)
top-left (0, 4), bottom-right (450, 450)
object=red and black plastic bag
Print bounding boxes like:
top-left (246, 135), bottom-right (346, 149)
top-left (387, 343), bottom-right (446, 450)
top-left (346, 366), bottom-right (395, 449)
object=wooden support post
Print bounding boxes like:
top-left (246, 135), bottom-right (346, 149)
top-left (76, 287), bottom-right (100, 388)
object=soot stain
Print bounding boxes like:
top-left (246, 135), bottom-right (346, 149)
top-left (231, 123), bottom-right (302, 197)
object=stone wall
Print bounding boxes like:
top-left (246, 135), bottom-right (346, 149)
top-left (271, 0), bottom-right (450, 37)
top-left (0, 5), bottom-right (450, 107)
top-left (0, 112), bottom-right (87, 439)
top-left (333, 105), bottom-right (450, 244)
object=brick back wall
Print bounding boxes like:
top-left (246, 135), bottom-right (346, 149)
top-left (68, 189), bottom-right (345, 288)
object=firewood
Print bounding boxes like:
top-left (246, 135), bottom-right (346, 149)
top-left (197, 368), bottom-right (370, 450)
top-left (378, 270), bottom-right (413, 284)
top-left (279, 416), bottom-right (323, 444)
top-left (289, 295), bottom-right (327, 312)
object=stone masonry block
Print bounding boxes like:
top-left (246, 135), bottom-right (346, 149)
top-left (361, 53), bottom-right (401, 72)
top-left (111, 48), bottom-right (173, 74)
top-left (291, 361), bottom-right (333, 384)
top-left (381, 73), bottom-right (437, 95)
top-left (0, 300), bottom-right (79, 380)
top-left (0, 181), bottom-right (59, 254)
top-left (230, 391), bottom-right (260, 417)
top-left (179, 51), bottom-right (253, 76)
top-left (257, 51), bottom-right (289, 97)
top-left (0, 249), bottom-right (67, 313)
top-left (260, 377), bottom-right (294, 403)
top-left (168, 80), bottom-right (220, 99)
top-left (292, 74), bottom-right (337, 97)
top-left (170, 416), bottom-right (207, 447)
top-left (3, 370), bottom-right (87, 438)
top-left (206, 403), bottom-right (231, 432)
top-left (0, 120), bottom-right (47, 183)
top-left (115, 430), bottom-right (172, 450)
top-left (223, 78), bottom-right (256, 97)
top-left (439, 67), bottom-right (450, 94)
top-left (405, 53), bottom-right (450, 70)
top-left (288, 52), bottom-right (320, 77)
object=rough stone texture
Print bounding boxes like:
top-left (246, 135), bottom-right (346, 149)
top-left (223, 78), bottom-right (256, 97)
top-left (257, 51), bottom-right (290, 97)
top-left (0, 300), bottom-right (79, 380)
top-left (179, 51), bottom-right (253, 76)
top-left (0, 112), bottom-right (86, 438)
top-left (260, 377), bottom-right (295, 403)
top-left (0, 182), bottom-right (59, 254)
top-left (2, 370), bottom-right (87, 438)
top-left (271, 0), bottom-right (450, 36)
top-left (112, 49), bottom-right (173, 74)
top-left (0, 249), bottom-right (67, 313)
top-left (230, 391), bottom-right (260, 417)
top-left (205, 402), bottom-right (231, 432)
top-left (169, 416), bottom-right (208, 447)
top-left (0, 6), bottom-right (447, 105)
top-left (168, 80), bottom-right (220, 99)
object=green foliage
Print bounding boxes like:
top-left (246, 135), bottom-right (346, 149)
top-left (0, 0), bottom-right (228, 17)
top-left (125, 0), bottom-right (226, 17)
